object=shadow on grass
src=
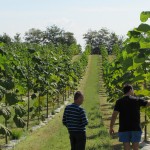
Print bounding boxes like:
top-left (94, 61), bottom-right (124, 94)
top-left (111, 132), bottom-right (119, 139)
top-left (87, 128), bottom-right (109, 139)
top-left (102, 113), bottom-right (111, 116)
top-left (88, 124), bottom-right (102, 129)
top-left (101, 104), bottom-right (112, 107)
top-left (111, 133), bottom-right (123, 150)
top-left (99, 95), bottom-right (107, 98)
top-left (101, 108), bottom-right (112, 111)
top-left (113, 143), bottom-right (123, 150)
top-left (87, 133), bottom-right (99, 140)
top-left (86, 143), bottom-right (112, 150)
top-left (103, 117), bottom-right (112, 121)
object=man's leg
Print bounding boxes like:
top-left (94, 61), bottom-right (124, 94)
top-left (132, 142), bottom-right (139, 150)
top-left (118, 132), bottom-right (131, 150)
top-left (69, 132), bottom-right (76, 150)
top-left (123, 143), bottom-right (131, 150)
top-left (131, 131), bottom-right (142, 150)
top-left (75, 132), bottom-right (86, 150)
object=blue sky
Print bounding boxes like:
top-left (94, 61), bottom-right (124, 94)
top-left (0, 0), bottom-right (150, 48)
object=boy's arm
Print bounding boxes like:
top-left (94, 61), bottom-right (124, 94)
top-left (62, 108), bottom-right (67, 126)
top-left (80, 109), bottom-right (88, 126)
top-left (109, 111), bottom-right (119, 135)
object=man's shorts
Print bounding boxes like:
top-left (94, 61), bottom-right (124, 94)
top-left (118, 131), bottom-right (142, 143)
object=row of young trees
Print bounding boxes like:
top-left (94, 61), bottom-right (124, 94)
top-left (0, 25), bottom-right (124, 56)
top-left (0, 25), bottom-right (82, 56)
top-left (0, 41), bottom-right (90, 144)
top-left (101, 11), bottom-right (150, 141)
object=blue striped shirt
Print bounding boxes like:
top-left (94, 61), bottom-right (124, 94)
top-left (63, 103), bottom-right (88, 132)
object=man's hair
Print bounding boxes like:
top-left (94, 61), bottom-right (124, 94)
top-left (74, 91), bottom-right (83, 100)
top-left (123, 84), bottom-right (133, 94)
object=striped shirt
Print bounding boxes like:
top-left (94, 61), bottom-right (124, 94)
top-left (63, 103), bottom-right (88, 132)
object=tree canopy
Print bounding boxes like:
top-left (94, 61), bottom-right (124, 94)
top-left (83, 28), bottom-right (124, 54)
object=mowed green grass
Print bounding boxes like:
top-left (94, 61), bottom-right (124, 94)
top-left (81, 55), bottom-right (111, 149)
top-left (15, 55), bottom-right (112, 150)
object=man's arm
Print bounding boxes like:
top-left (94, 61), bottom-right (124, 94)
top-left (109, 111), bottom-right (119, 135)
top-left (146, 100), bottom-right (150, 106)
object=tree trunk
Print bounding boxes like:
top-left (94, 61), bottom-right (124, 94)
top-left (5, 119), bottom-right (8, 144)
top-left (68, 88), bottom-right (70, 98)
top-left (27, 57), bottom-right (30, 130)
top-left (27, 82), bottom-right (30, 130)
top-left (63, 91), bottom-right (65, 102)
top-left (57, 94), bottom-right (60, 107)
top-left (144, 69), bottom-right (148, 142)
top-left (38, 95), bottom-right (41, 122)
top-left (46, 92), bottom-right (49, 118)
top-left (65, 89), bottom-right (67, 101)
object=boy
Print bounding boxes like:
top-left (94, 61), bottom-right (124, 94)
top-left (63, 91), bottom-right (88, 150)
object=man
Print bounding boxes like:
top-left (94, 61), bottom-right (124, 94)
top-left (109, 84), bottom-right (150, 150)
top-left (63, 91), bottom-right (88, 150)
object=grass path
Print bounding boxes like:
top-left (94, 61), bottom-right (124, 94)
top-left (80, 55), bottom-right (112, 149)
top-left (15, 55), bottom-right (112, 150)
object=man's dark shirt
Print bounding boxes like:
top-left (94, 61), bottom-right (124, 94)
top-left (114, 95), bottom-right (148, 132)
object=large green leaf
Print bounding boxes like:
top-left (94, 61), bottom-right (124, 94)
top-left (0, 48), bottom-right (7, 56)
top-left (126, 42), bottom-right (140, 53)
top-left (0, 123), bottom-right (11, 136)
top-left (127, 30), bottom-right (141, 37)
top-left (134, 56), bottom-right (145, 64)
top-left (140, 11), bottom-right (150, 22)
top-left (135, 89), bottom-right (150, 96)
top-left (0, 106), bottom-right (11, 120)
top-left (5, 92), bottom-right (19, 105)
top-left (13, 115), bottom-right (26, 128)
top-left (14, 104), bottom-right (26, 117)
top-left (140, 41), bottom-right (150, 49)
top-left (137, 24), bottom-right (150, 32)
top-left (122, 57), bottom-right (133, 71)
top-left (1, 78), bottom-right (15, 90)
top-left (132, 75), bottom-right (145, 82)
top-left (28, 48), bottom-right (36, 54)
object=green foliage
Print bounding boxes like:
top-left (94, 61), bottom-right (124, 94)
top-left (102, 11), bottom-right (150, 141)
top-left (102, 11), bottom-right (150, 103)
top-left (11, 128), bottom-right (23, 140)
top-left (112, 43), bottom-right (120, 57)
top-left (100, 45), bottom-right (108, 62)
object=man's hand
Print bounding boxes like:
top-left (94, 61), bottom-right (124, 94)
top-left (146, 100), bottom-right (150, 106)
top-left (109, 128), bottom-right (114, 135)
top-left (109, 111), bottom-right (119, 135)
